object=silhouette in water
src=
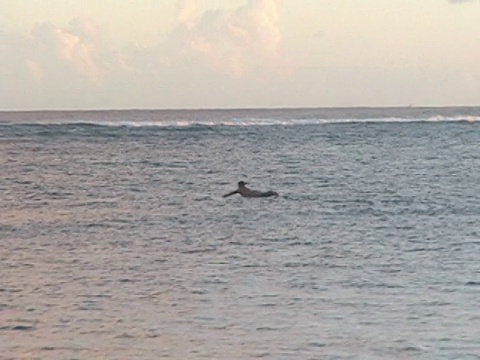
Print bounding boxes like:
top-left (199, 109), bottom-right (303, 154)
top-left (223, 181), bottom-right (279, 198)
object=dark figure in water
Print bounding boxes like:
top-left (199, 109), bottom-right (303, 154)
top-left (223, 181), bottom-right (279, 198)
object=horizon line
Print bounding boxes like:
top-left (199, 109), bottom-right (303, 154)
top-left (1, 104), bottom-right (480, 113)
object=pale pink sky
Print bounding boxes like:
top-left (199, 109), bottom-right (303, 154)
top-left (1, 0), bottom-right (479, 110)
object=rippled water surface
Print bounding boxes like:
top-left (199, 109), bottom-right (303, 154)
top-left (1, 108), bottom-right (480, 359)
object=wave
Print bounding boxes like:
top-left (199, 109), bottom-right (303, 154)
top-left (1, 108), bottom-right (479, 128)
top-left (1, 116), bottom-right (479, 128)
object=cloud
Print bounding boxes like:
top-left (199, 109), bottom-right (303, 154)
top-left (0, 17), bottom-right (121, 108)
top-left (170, 0), bottom-right (282, 76)
top-left (28, 18), bottom-right (109, 83)
top-left (449, 0), bottom-right (477, 3)
top-left (176, 0), bottom-right (197, 24)
top-left (0, 17), bottom-right (110, 87)
top-left (0, 1), bottom-right (285, 109)
top-left (103, 0), bottom-right (285, 107)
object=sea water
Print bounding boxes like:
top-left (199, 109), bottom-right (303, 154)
top-left (1, 107), bottom-right (480, 359)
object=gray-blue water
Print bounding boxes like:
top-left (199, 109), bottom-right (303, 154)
top-left (1, 108), bottom-right (480, 359)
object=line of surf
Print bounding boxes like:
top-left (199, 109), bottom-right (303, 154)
top-left (0, 115), bottom-right (479, 127)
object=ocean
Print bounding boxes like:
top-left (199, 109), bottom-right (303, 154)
top-left (1, 107), bottom-right (480, 359)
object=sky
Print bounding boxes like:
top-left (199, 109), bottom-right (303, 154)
top-left (1, 0), bottom-right (479, 110)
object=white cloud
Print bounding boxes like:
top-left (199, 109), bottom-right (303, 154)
top-left (170, 0), bottom-right (282, 76)
top-left (0, 1), bottom-right (285, 109)
top-left (176, 0), bottom-right (197, 25)
top-left (29, 18), bottom-right (107, 83)
top-left (1, 17), bottom-right (109, 90)
top-left (0, 17), bottom-right (120, 109)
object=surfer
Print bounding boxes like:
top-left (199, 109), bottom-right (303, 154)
top-left (223, 181), bottom-right (279, 198)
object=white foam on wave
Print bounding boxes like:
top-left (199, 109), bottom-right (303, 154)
top-left (73, 115), bottom-right (480, 127)
top-left (2, 114), bottom-right (479, 127)
top-left (426, 115), bottom-right (480, 123)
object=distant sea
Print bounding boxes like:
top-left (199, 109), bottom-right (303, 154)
top-left (1, 107), bottom-right (480, 359)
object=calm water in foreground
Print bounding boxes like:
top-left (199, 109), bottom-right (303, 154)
top-left (1, 108), bottom-right (480, 359)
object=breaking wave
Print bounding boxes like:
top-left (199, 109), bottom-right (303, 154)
top-left (0, 108), bottom-right (479, 128)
